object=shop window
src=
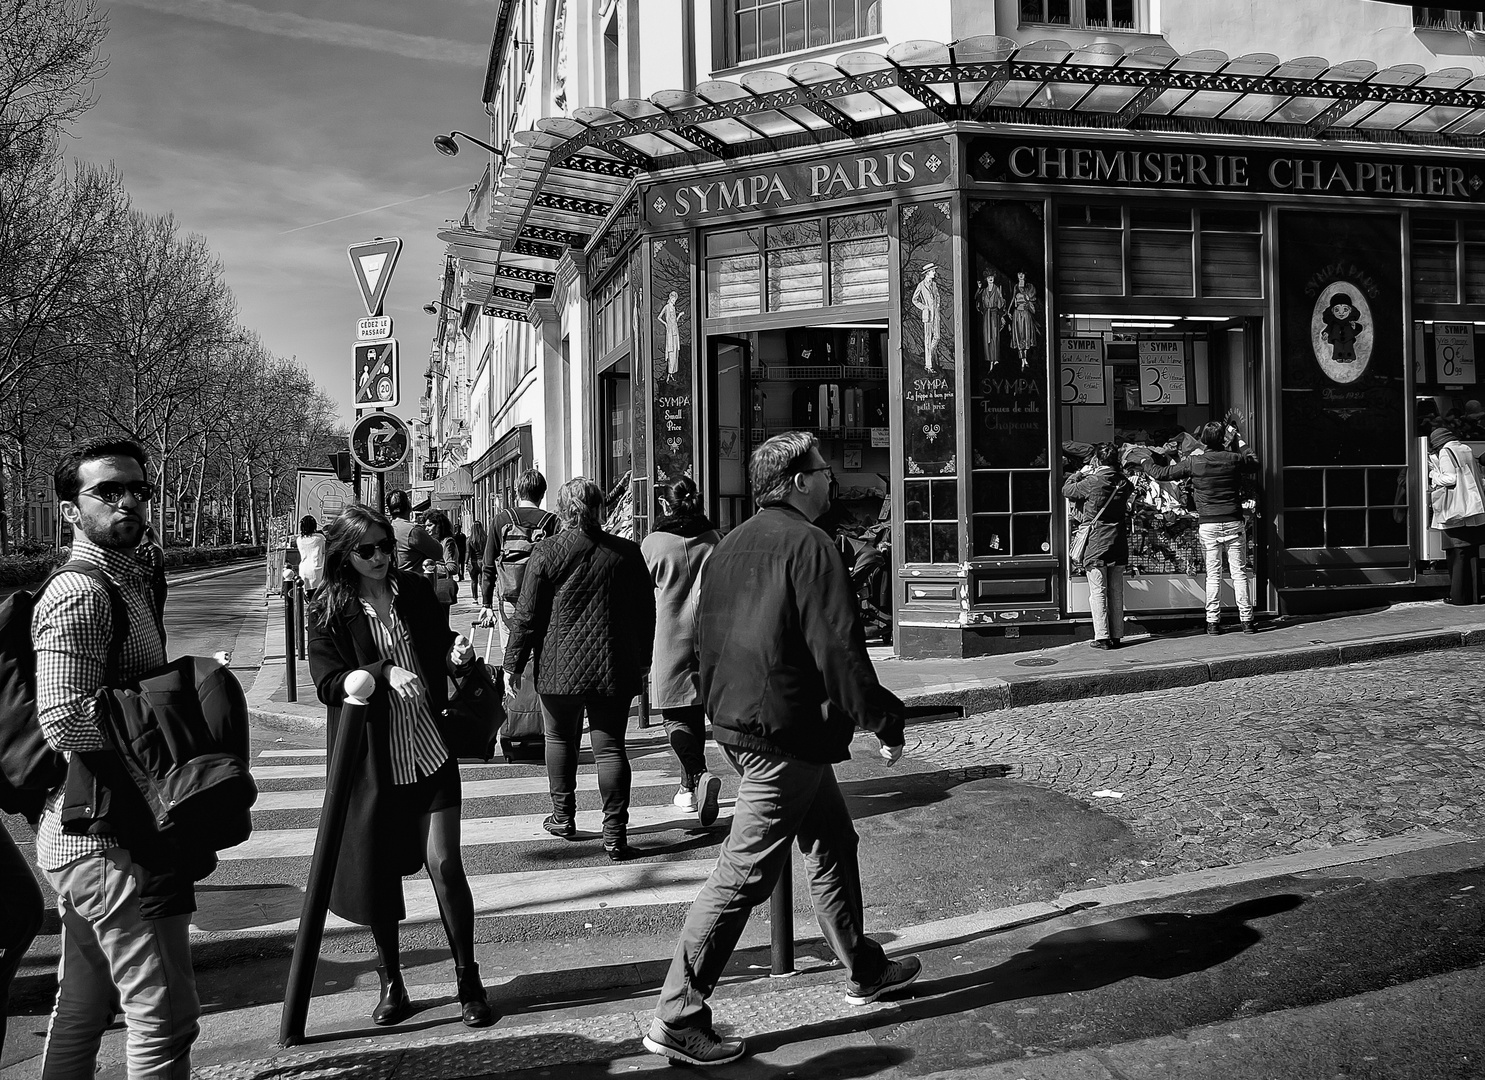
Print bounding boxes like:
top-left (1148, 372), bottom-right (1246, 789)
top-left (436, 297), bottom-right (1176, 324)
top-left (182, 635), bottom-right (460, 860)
top-left (707, 212), bottom-right (887, 317)
top-left (904, 478), bottom-right (959, 564)
top-left (724, 0), bottom-right (880, 66)
top-left (1282, 466), bottom-right (1408, 549)
top-left (971, 471), bottom-right (1051, 557)
top-left (1022, 0), bottom-right (1138, 29)
top-left (1056, 204), bottom-right (1261, 299)
top-left (593, 265), bottom-right (631, 360)
top-left (1413, 216), bottom-right (1460, 303)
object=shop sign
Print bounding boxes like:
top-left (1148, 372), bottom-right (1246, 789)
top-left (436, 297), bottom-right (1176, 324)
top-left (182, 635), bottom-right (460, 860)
top-left (968, 135), bottom-right (1485, 203)
top-left (1059, 338), bottom-right (1106, 405)
top-left (643, 138), bottom-right (953, 226)
top-left (1435, 323), bottom-right (1476, 385)
top-left (1138, 341), bottom-right (1187, 406)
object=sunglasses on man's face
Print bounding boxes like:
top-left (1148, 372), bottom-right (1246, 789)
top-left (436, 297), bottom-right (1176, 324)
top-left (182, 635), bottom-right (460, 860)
top-left (352, 538), bottom-right (395, 560)
top-left (78, 481), bottom-right (155, 505)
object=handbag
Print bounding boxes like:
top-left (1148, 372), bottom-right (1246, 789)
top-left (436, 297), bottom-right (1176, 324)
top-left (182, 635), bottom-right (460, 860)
top-left (427, 566), bottom-right (458, 605)
top-left (1068, 476), bottom-right (1125, 569)
top-left (1434, 446), bottom-right (1485, 528)
top-left (440, 623), bottom-right (505, 761)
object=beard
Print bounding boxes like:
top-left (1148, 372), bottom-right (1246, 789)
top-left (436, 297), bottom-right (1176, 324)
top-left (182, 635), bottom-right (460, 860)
top-left (79, 513), bottom-right (144, 550)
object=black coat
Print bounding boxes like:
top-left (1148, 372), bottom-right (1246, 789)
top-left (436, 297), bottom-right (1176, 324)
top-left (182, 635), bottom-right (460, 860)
top-left (502, 527), bottom-right (655, 699)
top-left (307, 571), bottom-right (458, 927)
top-left (696, 504), bottom-right (904, 764)
top-left (1062, 467), bottom-right (1132, 566)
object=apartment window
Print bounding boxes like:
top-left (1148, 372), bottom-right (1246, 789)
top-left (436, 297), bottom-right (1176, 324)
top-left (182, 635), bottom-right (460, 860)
top-left (1413, 7), bottom-right (1485, 29)
top-left (1021, 0), bottom-right (1139, 29)
top-left (725, 0), bottom-right (881, 67)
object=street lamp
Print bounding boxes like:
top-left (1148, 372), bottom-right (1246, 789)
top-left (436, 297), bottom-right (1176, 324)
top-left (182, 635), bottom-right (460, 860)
top-left (432, 131), bottom-right (505, 160)
top-left (422, 300), bottom-right (459, 316)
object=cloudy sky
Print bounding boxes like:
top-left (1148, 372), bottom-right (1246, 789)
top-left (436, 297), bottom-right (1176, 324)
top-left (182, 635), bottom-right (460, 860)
top-left (66, 0), bottom-right (496, 428)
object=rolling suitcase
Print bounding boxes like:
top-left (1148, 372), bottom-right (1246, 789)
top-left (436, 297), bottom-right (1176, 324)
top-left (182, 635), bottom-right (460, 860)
top-left (491, 629), bottom-right (544, 763)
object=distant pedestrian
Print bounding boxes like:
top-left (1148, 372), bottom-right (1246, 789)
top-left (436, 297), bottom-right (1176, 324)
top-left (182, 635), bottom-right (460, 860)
top-left (502, 478), bottom-right (655, 860)
top-left (644, 432), bottom-right (918, 1068)
top-left (452, 520), bottom-right (468, 580)
top-left (425, 509), bottom-right (462, 600)
top-left (385, 489), bottom-right (443, 572)
top-left (1145, 420), bottom-right (1259, 634)
top-left (296, 514), bottom-right (327, 592)
top-left (1063, 444), bottom-right (1133, 649)
top-left (480, 470), bottom-right (558, 630)
top-left (640, 477), bottom-right (721, 823)
top-left (467, 519), bottom-right (486, 596)
top-left (1427, 425), bottom-right (1485, 604)
top-left (307, 504), bottom-right (491, 1028)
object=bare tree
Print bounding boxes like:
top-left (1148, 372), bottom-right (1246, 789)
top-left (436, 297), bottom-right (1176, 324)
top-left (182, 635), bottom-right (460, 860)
top-left (0, 0), bottom-right (109, 173)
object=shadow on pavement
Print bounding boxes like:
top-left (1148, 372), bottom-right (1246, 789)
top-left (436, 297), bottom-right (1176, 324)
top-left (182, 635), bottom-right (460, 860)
top-left (837, 766), bottom-right (1013, 821)
top-left (748, 894), bottom-right (1305, 1055)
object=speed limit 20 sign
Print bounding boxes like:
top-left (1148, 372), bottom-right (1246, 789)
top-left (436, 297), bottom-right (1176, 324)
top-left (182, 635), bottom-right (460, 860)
top-left (1435, 323), bottom-right (1476, 385)
top-left (354, 339), bottom-right (399, 410)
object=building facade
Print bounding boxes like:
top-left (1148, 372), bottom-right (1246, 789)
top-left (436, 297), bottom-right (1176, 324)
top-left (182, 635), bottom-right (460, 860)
top-left (436, 0), bottom-right (1485, 657)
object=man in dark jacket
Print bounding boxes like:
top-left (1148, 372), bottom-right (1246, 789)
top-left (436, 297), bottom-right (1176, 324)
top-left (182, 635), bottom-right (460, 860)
top-left (1144, 420), bottom-right (1259, 634)
top-left (643, 432), bottom-right (918, 1067)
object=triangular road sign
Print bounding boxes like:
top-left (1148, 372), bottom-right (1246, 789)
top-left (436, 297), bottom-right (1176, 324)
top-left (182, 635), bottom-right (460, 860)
top-left (347, 237), bottom-right (402, 317)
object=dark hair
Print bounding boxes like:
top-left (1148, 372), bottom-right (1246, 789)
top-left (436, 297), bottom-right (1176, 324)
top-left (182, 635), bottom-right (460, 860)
top-left (751, 431), bottom-right (818, 506)
top-left (516, 468), bottom-right (547, 503)
top-left (55, 438), bottom-right (150, 502)
top-left (299, 515), bottom-right (318, 536)
top-left (313, 503), bottom-right (401, 628)
top-left (659, 476), bottom-right (704, 519)
top-left (556, 477), bottom-right (604, 531)
top-left (426, 509), bottom-right (452, 541)
top-left (1091, 443), bottom-right (1122, 471)
top-left (1199, 421), bottom-right (1228, 451)
top-left (385, 489), bottom-right (410, 518)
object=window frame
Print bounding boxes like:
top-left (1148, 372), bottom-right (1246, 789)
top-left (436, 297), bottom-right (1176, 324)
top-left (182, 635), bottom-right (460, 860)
top-left (719, 0), bottom-right (882, 69)
top-left (1020, 0), bottom-right (1143, 31)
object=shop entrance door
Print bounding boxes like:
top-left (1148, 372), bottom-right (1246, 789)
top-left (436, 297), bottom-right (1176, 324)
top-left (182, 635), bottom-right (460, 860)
top-left (1060, 314), bottom-right (1263, 614)
top-left (705, 337), bottom-right (753, 531)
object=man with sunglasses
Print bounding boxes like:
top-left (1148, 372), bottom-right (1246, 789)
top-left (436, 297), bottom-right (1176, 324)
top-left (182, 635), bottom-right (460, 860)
top-left (645, 432), bottom-right (916, 1067)
top-left (32, 438), bottom-right (198, 1079)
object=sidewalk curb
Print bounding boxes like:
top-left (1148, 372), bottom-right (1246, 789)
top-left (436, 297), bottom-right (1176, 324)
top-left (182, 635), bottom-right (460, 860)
top-left (897, 625), bottom-right (1485, 714)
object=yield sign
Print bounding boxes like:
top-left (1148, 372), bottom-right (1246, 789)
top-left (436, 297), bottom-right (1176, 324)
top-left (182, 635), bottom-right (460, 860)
top-left (347, 237), bottom-right (402, 317)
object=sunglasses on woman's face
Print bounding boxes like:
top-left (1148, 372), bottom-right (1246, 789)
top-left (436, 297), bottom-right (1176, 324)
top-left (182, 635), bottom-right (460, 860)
top-left (351, 538), bottom-right (394, 560)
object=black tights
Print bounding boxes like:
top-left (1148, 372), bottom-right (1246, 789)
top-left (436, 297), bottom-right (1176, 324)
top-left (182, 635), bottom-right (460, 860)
top-left (370, 805), bottom-right (475, 975)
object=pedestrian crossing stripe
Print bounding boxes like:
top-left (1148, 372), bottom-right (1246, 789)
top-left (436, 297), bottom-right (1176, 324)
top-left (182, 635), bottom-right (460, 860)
top-left (252, 769), bottom-right (685, 811)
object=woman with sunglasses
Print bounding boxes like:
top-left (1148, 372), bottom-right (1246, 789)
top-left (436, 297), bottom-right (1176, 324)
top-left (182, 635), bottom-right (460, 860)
top-left (307, 504), bottom-right (491, 1028)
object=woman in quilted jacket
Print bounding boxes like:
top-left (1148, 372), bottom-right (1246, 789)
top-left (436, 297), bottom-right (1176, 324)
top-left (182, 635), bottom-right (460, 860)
top-left (502, 478), bottom-right (656, 860)
top-left (1062, 443), bottom-right (1133, 649)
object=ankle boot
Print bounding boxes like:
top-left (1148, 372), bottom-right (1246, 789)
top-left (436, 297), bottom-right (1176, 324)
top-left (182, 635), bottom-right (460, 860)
top-left (373, 966), bottom-right (411, 1026)
top-left (456, 964), bottom-right (493, 1027)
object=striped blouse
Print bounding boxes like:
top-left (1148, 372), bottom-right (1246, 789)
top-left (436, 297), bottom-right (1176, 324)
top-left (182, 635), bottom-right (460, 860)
top-left (359, 579), bottom-right (448, 784)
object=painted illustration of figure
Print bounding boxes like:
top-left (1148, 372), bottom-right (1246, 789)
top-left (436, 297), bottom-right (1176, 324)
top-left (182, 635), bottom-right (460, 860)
top-left (974, 274), bottom-right (1006, 368)
top-left (1321, 291), bottom-right (1363, 363)
top-left (912, 264), bottom-right (941, 372)
top-left (1009, 271), bottom-right (1039, 371)
top-left (657, 290), bottom-right (684, 376)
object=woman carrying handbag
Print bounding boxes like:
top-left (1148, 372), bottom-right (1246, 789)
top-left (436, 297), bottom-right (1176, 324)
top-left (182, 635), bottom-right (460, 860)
top-left (1063, 444), bottom-right (1133, 649)
top-left (1427, 426), bottom-right (1485, 604)
top-left (307, 504), bottom-right (492, 1028)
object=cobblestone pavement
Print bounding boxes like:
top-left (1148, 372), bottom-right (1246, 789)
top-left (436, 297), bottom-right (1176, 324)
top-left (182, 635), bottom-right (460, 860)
top-left (904, 645), bottom-right (1485, 878)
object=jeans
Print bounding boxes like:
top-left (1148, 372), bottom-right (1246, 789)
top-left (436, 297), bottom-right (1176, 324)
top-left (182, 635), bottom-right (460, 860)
top-left (1199, 520), bottom-right (1255, 623)
top-left (42, 848), bottom-right (198, 1080)
top-left (660, 705), bottom-right (708, 786)
top-left (1086, 562), bottom-right (1124, 642)
top-left (654, 745), bottom-right (888, 1031)
top-left (1, 826), bottom-right (44, 1057)
top-left (539, 694), bottom-right (633, 842)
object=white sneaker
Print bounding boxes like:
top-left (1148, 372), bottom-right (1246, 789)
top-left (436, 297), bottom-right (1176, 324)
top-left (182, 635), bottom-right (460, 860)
top-left (672, 785), bottom-right (696, 811)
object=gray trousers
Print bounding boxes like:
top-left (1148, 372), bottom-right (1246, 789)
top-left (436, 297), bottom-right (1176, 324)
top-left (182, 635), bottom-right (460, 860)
top-left (654, 744), bottom-right (888, 1030)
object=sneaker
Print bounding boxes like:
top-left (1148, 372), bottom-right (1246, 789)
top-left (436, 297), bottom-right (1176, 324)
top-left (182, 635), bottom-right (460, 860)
top-left (696, 771), bottom-right (722, 827)
top-left (1206, 622), bottom-right (1223, 636)
top-left (845, 955), bottom-right (922, 1006)
top-left (541, 814), bottom-right (575, 839)
top-left (672, 785), bottom-right (697, 811)
top-left (642, 1017), bottom-right (747, 1066)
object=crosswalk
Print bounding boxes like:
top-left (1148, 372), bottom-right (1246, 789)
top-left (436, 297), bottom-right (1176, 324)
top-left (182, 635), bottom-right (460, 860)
top-left (186, 731), bottom-right (734, 937)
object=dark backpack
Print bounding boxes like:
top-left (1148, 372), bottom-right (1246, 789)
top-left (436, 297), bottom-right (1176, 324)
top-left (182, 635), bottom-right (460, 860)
top-left (496, 509), bottom-right (552, 602)
top-left (0, 563), bottom-right (129, 822)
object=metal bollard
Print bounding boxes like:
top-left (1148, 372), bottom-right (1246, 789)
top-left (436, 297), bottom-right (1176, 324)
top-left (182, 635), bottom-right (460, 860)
top-left (770, 854), bottom-right (795, 977)
top-left (295, 579), bottom-right (308, 661)
top-left (279, 671), bottom-right (375, 1046)
top-left (283, 592), bottom-right (297, 703)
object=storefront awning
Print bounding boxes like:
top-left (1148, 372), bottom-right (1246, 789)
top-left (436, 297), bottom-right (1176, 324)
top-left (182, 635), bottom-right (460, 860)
top-left (458, 37), bottom-right (1485, 318)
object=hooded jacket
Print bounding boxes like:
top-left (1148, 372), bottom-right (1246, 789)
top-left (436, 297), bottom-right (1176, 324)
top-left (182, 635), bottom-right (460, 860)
top-left (640, 514), bottom-right (720, 710)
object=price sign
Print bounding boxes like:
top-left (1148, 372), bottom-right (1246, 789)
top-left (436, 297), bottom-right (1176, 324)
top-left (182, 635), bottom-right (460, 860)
top-left (1059, 337), bottom-right (1106, 404)
top-left (1138, 340), bottom-right (1187, 406)
top-left (1436, 322), bottom-right (1476, 385)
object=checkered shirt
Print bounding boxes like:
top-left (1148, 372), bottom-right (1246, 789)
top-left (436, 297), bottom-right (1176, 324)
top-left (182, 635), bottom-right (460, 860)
top-left (32, 534), bottom-right (166, 871)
